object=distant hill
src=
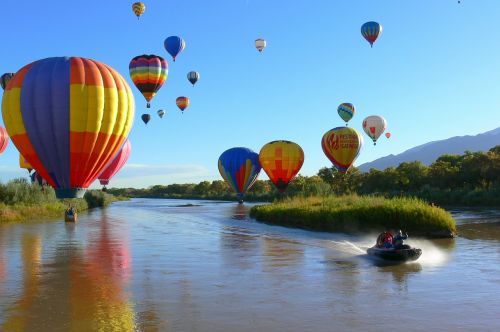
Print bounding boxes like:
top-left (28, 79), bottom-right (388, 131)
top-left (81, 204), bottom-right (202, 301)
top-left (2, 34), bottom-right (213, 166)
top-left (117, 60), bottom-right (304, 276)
top-left (358, 127), bottom-right (500, 172)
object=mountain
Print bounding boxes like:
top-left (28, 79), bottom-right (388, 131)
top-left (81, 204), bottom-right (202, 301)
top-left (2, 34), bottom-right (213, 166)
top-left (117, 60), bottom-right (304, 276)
top-left (358, 127), bottom-right (500, 172)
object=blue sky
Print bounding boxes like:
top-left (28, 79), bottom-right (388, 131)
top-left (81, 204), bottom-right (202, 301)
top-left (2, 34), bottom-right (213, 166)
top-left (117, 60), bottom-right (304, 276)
top-left (1, 0), bottom-right (499, 188)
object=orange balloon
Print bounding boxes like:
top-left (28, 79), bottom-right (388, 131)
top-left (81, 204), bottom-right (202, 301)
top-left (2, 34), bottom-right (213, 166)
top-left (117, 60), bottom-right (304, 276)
top-left (385, 132), bottom-right (391, 139)
top-left (321, 127), bottom-right (363, 173)
top-left (259, 140), bottom-right (304, 192)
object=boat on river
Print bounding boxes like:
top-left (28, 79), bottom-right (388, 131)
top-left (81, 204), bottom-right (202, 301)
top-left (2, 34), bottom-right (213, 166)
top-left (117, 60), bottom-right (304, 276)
top-left (64, 210), bottom-right (77, 223)
top-left (367, 231), bottom-right (422, 262)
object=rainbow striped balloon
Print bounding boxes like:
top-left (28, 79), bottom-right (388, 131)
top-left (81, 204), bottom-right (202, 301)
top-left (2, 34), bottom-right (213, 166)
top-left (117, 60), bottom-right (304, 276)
top-left (361, 21), bottom-right (382, 47)
top-left (1, 57), bottom-right (135, 198)
top-left (176, 96), bottom-right (190, 113)
top-left (129, 54), bottom-right (168, 108)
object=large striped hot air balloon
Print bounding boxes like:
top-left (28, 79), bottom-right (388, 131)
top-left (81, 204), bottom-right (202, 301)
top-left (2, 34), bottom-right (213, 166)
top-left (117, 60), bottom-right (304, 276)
top-left (132, 2), bottom-right (146, 19)
top-left (322, 127), bottom-right (363, 173)
top-left (0, 126), bottom-right (8, 155)
top-left (164, 36), bottom-right (186, 62)
top-left (361, 21), bottom-right (382, 47)
top-left (0, 73), bottom-right (14, 90)
top-left (1, 56), bottom-right (135, 198)
top-left (98, 140), bottom-right (131, 186)
top-left (218, 147), bottom-right (261, 203)
top-left (129, 54), bottom-right (168, 108)
top-left (259, 140), bottom-right (304, 192)
top-left (362, 115), bottom-right (387, 145)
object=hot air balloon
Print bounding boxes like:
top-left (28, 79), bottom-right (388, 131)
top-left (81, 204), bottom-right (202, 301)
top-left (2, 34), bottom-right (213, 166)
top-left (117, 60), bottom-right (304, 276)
top-left (157, 109), bottom-right (165, 118)
top-left (164, 36), bottom-right (186, 62)
top-left (129, 54), bottom-right (168, 108)
top-left (322, 127), bottom-right (363, 173)
top-left (259, 140), bottom-right (304, 192)
top-left (2, 56), bottom-right (135, 198)
top-left (98, 140), bottom-right (131, 187)
top-left (141, 114), bottom-right (151, 125)
top-left (218, 147), bottom-right (261, 203)
top-left (361, 21), bottom-right (382, 47)
top-left (385, 132), bottom-right (391, 139)
top-left (0, 126), bottom-right (8, 156)
top-left (187, 71), bottom-right (199, 86)
top-left (19, 154), bottom-right (33, 173)
top-left (1, 73), bottom-right (14, 90)
top-left (255, 38), bottom-right (266, 52)
top-left (176, 96), bottom-right (189, 113)
top-left (132, 2), bottom-right (145, 19)
top-left (362, 115), bottom-right (387, 145)
top-left (337, 103), bottom-right (355, 125)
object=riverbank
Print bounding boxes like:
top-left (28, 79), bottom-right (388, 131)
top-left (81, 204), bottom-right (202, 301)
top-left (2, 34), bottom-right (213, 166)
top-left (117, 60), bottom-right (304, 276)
top-left (0, 183), bottom-right (127, 223)
top-left (249, 195), bottom-right (456, 238)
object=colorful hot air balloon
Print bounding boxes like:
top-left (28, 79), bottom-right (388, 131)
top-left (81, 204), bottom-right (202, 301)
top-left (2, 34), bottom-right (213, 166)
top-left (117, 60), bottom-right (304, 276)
top-left (176, 96), bottom-right (189, 113)
top-left (141, 114), bottom-right (151, 125)
top-left (132, 2), bottom-right (146, 19)
top-left (322, 127), bottom-right (363, 173)
top-left (385, 132), bottom-right (391, 139)
top-left (2, 56), bottom-right (135, 198)
top-left (361, 21), bottom-right (382, 47)
top-left (1, 73), bottom-right (14, 90)
top-left (259, 140), bottom-right (304, 193)
top-left (218, 147), bottom-right (261, 202)
top-left (362, 115), bottom-right (387, 145)
top-left (187, 71), bottom-right (199, 86)
top-left (19, 154), bottom-right (33, 173)
top-left (98, 140), bottom-right (131, 186)
top-left (164, 36), bottom-right (186, 62)
top-left (0, 126), bottom-right (8, 155)
top-left (337, 103), bottom-right (355, 125)
top-left (129, 54), bottom-right (168, 108)
top-left (157, 109), bottom-right (165, 118)
top-left (255, 38), bottom-right (266, 52)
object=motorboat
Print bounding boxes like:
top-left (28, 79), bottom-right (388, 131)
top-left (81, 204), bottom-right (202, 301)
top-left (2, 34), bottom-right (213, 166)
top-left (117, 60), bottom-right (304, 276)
top-left (367, 246), bottom-right (422, 262)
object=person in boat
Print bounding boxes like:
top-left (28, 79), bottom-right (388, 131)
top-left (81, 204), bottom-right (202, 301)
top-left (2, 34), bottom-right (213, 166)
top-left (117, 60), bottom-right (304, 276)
top-left (376, 231), bottom-right (394, 249)
top-left (66, 205), bottom-right (75, 217)
top-left (393, 230), bottom-right (409, 249)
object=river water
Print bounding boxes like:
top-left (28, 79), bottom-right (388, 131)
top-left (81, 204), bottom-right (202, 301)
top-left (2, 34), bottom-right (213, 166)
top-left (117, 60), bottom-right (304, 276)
top-left (0, 199), bottom-right (499, 331)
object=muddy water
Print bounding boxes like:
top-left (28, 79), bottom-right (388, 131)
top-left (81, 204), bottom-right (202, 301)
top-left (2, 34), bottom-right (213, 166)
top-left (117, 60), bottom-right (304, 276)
top-left (0, 199), bottom-right (499, 331)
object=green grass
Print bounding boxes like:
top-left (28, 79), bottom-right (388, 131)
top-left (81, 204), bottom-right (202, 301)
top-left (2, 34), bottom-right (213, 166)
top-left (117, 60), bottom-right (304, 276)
top-left (0, 179), bottom-right (122, 222)
top-left (250, 195), bottom-right (456, 238)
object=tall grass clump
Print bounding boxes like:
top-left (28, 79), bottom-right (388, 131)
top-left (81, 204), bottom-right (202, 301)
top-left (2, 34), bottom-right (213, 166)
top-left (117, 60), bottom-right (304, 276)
top-left (250, 195), bottom-right (456, 238)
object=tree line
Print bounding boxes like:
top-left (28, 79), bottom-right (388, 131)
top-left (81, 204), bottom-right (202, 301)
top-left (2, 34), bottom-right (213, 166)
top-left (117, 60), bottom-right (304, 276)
top-left (109, 146), bottom-right (500, 206)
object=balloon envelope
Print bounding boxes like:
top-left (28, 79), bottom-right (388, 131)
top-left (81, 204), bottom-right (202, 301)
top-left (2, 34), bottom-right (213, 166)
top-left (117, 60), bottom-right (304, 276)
top-left (255, 38), bottom-right (266, 52)
top-left (141, 114), bottom-right (151, 125)
top-left (218, 147), bottom-right (261, 200)
top-left (1, 73), bottom-right (14, 90)
top-left (132, 2), bottom-right (145, 18)
top-left (259, 140), bottom-right (304, 192)
top-left (385, 132), bottom-right (391, 139)
top-left (157, 109), bottom-right (165, 118)
top-left (98, 140), bottom-right (131, 186)
top-left (176, 97), bottom-right (190, 112)
top-left (337, 103), bottom-right (355, 125)
top-left (1, 56), bottom-right (135, 198)
top-left (321, 127), bottom-right (363, 173)
top-left (164, 36), bottom-right (186, 62)
top-left (362, 115), bottom-right (387, 145)
top-left (129, 54), bottom-right (168, 108)
top-left (0, 126), bottom-right (8, 155)
top-left (187, 71), bottom-right (199, 86)
top-left (361, 21), bottom-right (382, 47)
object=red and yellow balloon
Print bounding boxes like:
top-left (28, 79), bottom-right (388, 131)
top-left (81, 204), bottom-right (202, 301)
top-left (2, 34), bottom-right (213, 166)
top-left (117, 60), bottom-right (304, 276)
top-left (2, 57), bottom-right (135, 198)
top-left (0, 126), bottom-right (8, 156)
top-left (321, 127), bottom-right (363, 173)
top-left (259, 140), bottom-right (304, 192)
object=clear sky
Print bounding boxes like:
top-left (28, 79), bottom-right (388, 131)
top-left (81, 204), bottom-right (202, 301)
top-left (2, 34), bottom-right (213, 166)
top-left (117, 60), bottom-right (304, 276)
top-left (1, 0), bottom-right (499, 188)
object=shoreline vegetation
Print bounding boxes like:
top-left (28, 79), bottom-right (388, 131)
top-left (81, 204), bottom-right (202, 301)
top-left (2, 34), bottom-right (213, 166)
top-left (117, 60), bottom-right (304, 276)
top-left (249, 195), bottom-right (456, 238)
top-left (0, 179), bottom-right (126, 223)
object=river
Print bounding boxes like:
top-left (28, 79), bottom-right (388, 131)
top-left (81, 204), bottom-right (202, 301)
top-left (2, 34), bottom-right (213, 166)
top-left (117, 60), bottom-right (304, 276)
top-left (0, 199), bottom-right (499, 331)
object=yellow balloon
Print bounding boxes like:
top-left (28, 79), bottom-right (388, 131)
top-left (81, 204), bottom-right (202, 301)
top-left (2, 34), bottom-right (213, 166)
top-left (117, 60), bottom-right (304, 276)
top-left (321, 127), bottom-right (363, 173)
top-left (132, 2), bottom-right (146, 18)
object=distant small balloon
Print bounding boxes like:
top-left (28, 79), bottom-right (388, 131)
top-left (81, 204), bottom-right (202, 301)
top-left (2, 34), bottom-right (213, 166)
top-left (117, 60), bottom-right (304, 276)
top-left (0, 73), bottom-right (14, 90)
top-left (255, 38), bottom-right (266, 52)
top-left (362, 115), bottom-right (387, 145)
top-left (337, 103), bottom-right (355, 125)
top-left (361, 21), bottom-right (382, 47)
top-left (141, 113), bottom-right (151, 125)
top-left (132, 2), bottom-right (146, 19)
top-left (157, 109), bottom-right (165, 118)
top-left (385, 132), bottom-right (391, 139)
top-left (0, 126), bottom-right (8, 156)
top-left (176, 97), bottom-right (190, 113)
top-left (187, 71), bottom-right (200, 86)
top-left (164, 36), bottom-right (186, 62)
